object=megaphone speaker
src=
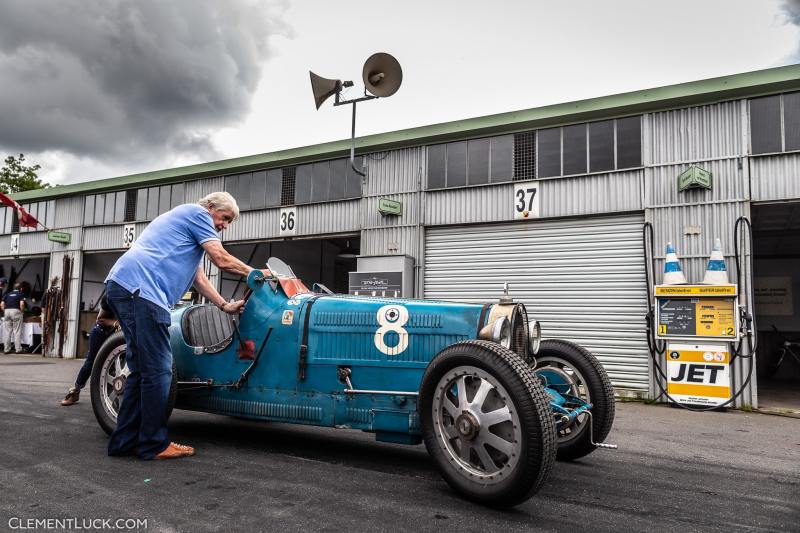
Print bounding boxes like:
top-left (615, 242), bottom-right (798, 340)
top-left (362, 53), bottom-right (402, 98)
top-left (310, 71), bottom-right (342, 109)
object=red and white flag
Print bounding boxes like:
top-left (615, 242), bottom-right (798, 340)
top-left (0, 192), bottom-right (40, 229)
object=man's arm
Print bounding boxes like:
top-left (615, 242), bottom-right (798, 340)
top-left (202, 240), bottom-right (253, 278)
top-left (193, 265), bottom-right (244, 314)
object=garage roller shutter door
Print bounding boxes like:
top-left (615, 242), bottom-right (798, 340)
top-left (424, 214), bottom-right (649, 391)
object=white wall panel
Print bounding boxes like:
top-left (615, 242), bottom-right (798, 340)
top-left (425, 172), bottom-right (643, 226)
top-left (646, 159), bottom-right (748, 207)
top-left (83, 223), bottom-right (148, 251)
top-left (362, 192), bottom-right (419, 229)
top-left (361, 227), bottom-right (420, 259)
top-left (222, 209), bottom-right (278, 242)
top-left (365, 147), bottom-right (424, 196)
top-left (185, 177), bottom-right (225, 201)
top-left (648, 101), bottom-right (743, 165)
top-left (649, 202), bottom-right (747, 260)
top-left (750, 153), bottom-right (800, 202)
top-left (299, 200), bottom-right (361, 236)
top-left (54, 197), bottom-right (84, 228)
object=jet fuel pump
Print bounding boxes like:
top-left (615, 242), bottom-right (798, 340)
top-left (643, 217), bottom-right (757, 411)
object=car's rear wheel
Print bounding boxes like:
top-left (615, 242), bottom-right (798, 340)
top-left (534, 339), bottom-right (615, 461)
top-left (419, 340), bottom-right (556, 508)
top-left (90, 332), bottom-right (177, 435)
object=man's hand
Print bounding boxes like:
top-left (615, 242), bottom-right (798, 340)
top-left (220, 300), bottom-right (245, 314)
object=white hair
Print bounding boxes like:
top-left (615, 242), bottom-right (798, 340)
top-left (198, 191), bottom-right (240, 220)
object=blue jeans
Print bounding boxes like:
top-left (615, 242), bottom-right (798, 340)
top-left (74, 323), bottom-right (115, 390)
top-left (104, 281), bottom-right (173, 460)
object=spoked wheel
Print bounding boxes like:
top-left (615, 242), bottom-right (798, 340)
top-left (433, 366), bottom-right (522, 479)
top-left (534, 339), bottom-right (615, 461)
top-left (90, 331), bottom-right (177, 435)
top-left (420, 340), bottom-right (556, 508)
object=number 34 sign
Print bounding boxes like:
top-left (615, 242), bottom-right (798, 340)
top-left (513, 180), bottom-right (540, 220)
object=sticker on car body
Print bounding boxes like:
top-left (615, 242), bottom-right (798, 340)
top-left (374, 304), bottom-right (409, 355)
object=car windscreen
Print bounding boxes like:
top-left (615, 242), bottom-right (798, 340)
top-left (267, 257), bottom-right (296, 278)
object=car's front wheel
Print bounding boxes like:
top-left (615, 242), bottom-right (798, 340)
top-left (89, 332), bottom-right (177, 435)
top-left (419, 340), bottom-right (556, 508)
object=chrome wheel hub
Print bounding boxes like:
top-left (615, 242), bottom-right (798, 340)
top-left (432, 366), bottom-right (522, 484)
top-left (100, 345), bottom-right (129, 423)
top-left (535, 356), bottom-right (591, 444)
top-left (455, 411), bottom-right (480, 440)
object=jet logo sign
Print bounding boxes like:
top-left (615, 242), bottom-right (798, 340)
top-left (666, 343), bottom-right (731, 407)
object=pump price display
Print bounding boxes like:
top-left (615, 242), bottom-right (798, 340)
top-left (666, 343), bottom-right (731, 407)
top-left (657, 297), bottom-right (736, 339)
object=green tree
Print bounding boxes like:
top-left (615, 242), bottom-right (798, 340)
top-left (0, 154), bottom-right (50, 194)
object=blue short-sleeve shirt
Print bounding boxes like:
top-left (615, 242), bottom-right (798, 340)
top-left (106, 204), bottom-right (219, 310)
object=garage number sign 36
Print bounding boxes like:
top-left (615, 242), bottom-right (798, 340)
top-left (280, 207), bottom-right (297, 236)
top-left (513, 180), bottom-right (540, 220)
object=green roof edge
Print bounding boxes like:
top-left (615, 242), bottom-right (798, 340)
top-left (14, 63), bottom-right (800, 202)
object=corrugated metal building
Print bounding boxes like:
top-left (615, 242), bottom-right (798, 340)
top-left (6, 65), bottom-right (800, 408)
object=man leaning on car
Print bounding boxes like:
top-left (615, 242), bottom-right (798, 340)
top-left (103, 191), bottom-right (268, 460)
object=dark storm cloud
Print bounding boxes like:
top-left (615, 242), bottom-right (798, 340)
top-left (782, 0), bottom-right (800, 24)
top-left (782, 0), bottom-right (800, 61)
top-left (0, 0), bottom-right (291, 163)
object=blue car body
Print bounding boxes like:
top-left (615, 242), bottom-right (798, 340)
top-left (171, 274), bottom-right (489, 444)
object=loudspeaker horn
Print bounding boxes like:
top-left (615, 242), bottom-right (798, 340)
top-left (362, 53), bottom-right (402, 98)
top-left (310, 71), bottom-right (342, 109)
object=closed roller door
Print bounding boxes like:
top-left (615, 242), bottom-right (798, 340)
top-left (424, 214), bottom-right (649, 391)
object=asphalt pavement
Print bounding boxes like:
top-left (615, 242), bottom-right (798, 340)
top-left (0, 353), bottom-right (798, 533)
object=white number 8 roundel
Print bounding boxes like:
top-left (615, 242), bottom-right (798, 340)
top-left (374, 305), bottom-right (409, 355)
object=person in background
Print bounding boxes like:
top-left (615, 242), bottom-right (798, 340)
top-left (2, 282), bottom-right (26, 354)
top-left (104, 191), bottom-right (267, 461)
top-left (0, 278), bottom-right (7, 351)
top-left (60, 294), bottom-right (117, 406)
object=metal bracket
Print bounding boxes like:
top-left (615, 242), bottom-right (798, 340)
top-left (337, 366), bottom-right (418, 397)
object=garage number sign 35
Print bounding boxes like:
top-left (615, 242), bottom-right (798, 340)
top-left (122, 224), bottom-right (136, 248)
top-left (513, 180), bottom-right (540, 220)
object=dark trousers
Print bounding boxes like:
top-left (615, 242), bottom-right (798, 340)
top-left (74, 323), bottom-right (115, 390)
top-left (104, 281), bottom-right (172, 460)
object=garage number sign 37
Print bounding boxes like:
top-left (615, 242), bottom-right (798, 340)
top-left (513, 180), bottom-right (540, 220)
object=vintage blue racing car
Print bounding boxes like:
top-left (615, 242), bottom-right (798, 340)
top-left (90, 257), bottom-right (615, 507)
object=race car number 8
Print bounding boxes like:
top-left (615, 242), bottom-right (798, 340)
top-left (374, 305), bottom-right (409, 355)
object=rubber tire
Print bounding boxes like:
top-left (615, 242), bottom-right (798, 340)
top-left (90, 331), bottom-right (178, 435)
top-left (419, 340), bottom-right (557, 508)
top-left (535, 339), bottom-right (615, 461)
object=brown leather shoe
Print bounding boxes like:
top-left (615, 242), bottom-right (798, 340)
top-left (155, 442), bottom-right (195, 460)
top-left (61, 388), bottom-right (80, 406)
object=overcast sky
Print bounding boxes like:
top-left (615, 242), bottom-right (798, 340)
top-left (0, 0), bottom-right (798, 187)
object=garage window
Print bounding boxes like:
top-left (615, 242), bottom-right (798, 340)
top-left (534, 116), bottom-right (641, 178)
top-left (426, 134), bottom-right (515, 189)
top-left (750, 95), bottom-right (783, 154)
top-left (749, 92), bottom-right (800, 155)
top-left (562, 124), bottom-right (587, 175)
